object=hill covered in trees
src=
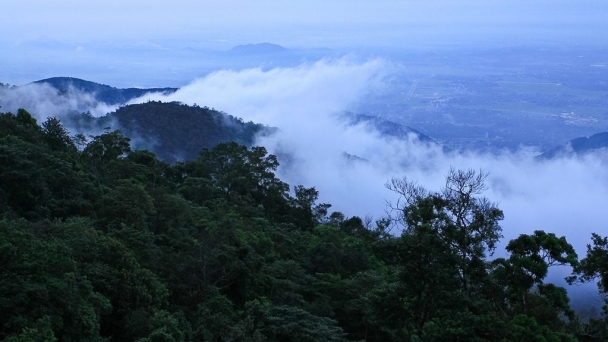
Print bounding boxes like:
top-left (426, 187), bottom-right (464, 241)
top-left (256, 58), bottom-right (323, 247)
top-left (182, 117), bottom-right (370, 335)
top-left (105, 101), bottom-right (269, 163)
top-left (63, 99), bottom-right (431, 164)
top-left (2, 108), bottom-right (608, 341)
top-left (341, 112), bottom-right (434, 143)
top-left (540, 132), bottom-right (608, 159)
top-left (66, 101), bottom-right (271, 163)
top-left (33, 77), bottom-right (177, 105)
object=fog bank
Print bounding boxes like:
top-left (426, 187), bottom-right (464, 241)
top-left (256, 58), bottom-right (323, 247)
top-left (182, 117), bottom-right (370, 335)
top-left (130, 60), bottom-right (608, 260)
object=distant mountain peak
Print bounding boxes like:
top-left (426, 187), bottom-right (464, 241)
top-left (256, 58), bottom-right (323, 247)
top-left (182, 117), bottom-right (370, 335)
top-left (33, 77), bottom-right (115, 92)
top-left (229, 43), bottom-right (288, 54)
top-left (340, 112), bottom-right (434, 144)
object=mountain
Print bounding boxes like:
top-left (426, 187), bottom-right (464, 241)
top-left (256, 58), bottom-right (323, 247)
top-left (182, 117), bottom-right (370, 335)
top-left (539, 132), bottom-right (608, 159)
top-left (33, 77), bottom-right (177, 105)
top-left (341, 113), bottom-right (434, 143)
top-left (228, 43), bottom-right (288, 55)
top-left (21, 78), bottom-right (437, 164)
top-left (68, 101), bottom-right (271, 163)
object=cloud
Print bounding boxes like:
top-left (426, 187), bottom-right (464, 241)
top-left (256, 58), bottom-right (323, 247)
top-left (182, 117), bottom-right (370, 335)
top-left (0, 82), bottom-right (116, 121)
top-left (129, 59), bottom-right (608, 263)
top-left (130, 59), bottom-right (608, 305)
top-left (130, 60), bottom-right (606, 306)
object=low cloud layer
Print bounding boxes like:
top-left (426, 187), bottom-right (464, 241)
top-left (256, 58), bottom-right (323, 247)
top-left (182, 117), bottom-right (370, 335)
top-left (0, 82), bottom-right (116, 121)
top-left (131, 59), bottom-right (608, 260)
top-left (136, 59), bottom-right (607, 306)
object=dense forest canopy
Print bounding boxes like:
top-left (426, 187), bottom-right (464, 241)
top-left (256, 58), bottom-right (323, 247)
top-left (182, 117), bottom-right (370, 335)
top-left (1, 107), bottom-right (608, 341)
top-left (67, 101), bottom-right (269, 164)
top-left (33, 77), bottom-right (178, 105)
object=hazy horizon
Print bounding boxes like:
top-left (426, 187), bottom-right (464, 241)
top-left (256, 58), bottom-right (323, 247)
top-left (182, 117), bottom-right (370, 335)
top-left (2, 0), bottom-right (607, 89)
top-left (4, 0), bottom-right (608, 47)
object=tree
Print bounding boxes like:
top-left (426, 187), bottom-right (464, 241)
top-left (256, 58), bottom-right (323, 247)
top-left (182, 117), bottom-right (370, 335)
top-left (83, 130), bottom-right (131, 173)
top-left (0, 110), bottom-right (42, 144)
top-left (387, 168), bottom-right (503, 296)
top-left (385, 169), bottom-right (506, 340)
top-left (180, 142), bottom-right (290, 217)
top-left (571, 233), bottom-right (608, 294)
top-left (41, 117), bottom-right (76, 152)
top-left (0, 219), bottom-right (111, 341)
top-left (492, 231), bottom-right (578, 332)
top-left (291, 185), bottom-right (332, 230)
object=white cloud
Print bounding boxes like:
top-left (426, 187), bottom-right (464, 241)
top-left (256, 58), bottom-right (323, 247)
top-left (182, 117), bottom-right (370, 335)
top-left (0, 83), bottom-right (117, 121)
top-left (129, 59), bottom-right (608, 263)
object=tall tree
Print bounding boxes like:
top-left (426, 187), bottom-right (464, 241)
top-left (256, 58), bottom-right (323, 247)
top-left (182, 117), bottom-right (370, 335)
top-left (385, 169), bottom-right (506, 340)
top-left (41, 117), bottom-right (76, 152)
top-left (387, 168), bottom-right (503, 296)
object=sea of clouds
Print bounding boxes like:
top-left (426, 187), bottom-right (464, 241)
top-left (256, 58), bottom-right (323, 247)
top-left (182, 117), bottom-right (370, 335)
top-left (127, 59), bottom-right (608, 252)
top-left (127, 59), bottom-right (608, 307)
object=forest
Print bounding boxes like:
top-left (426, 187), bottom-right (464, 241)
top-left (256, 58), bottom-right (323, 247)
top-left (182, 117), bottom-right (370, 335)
top-left (2, 107), bottom-right (608, 342)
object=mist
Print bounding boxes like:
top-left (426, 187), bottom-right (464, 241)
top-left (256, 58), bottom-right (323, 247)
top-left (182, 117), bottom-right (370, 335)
top-left (127, 59), bottom-right (608, 308)
top-left (128, 60), bottom-right (608, 253)
top-left (0, 82), bottom-right (117, 121)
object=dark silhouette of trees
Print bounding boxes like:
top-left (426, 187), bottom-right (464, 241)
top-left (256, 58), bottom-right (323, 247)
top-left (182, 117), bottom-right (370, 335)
top-left (0, 108), bottom-right (593, 341)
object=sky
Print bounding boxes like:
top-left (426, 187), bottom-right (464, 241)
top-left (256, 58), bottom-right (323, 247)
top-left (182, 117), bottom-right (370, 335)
top-left (3, 0), bottom-right (608, 48)
top-left (3, 0), bottom-right (608, 87)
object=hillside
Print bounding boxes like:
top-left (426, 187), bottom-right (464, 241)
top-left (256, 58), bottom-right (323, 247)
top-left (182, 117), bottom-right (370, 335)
top-left (33, 77), bottom-right (177, 105)
top-left (0, 109), bottom-right (600, 341)
top-left (99, 106), bottom-right (434, 164)
top-left (342, 113), bottom-right (434, 143)
top-left (67, 101), bottom-right (270, 163)
top-left (540, 132), bottom-right (608, 159)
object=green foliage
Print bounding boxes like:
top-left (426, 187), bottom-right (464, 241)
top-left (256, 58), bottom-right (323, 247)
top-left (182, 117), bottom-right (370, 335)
top-left (4, 316), bottom-right (58, 342)
top-left (508, 315), bottom-right (576, 342)
top-left (571, 233), bottom-right (608, 293)
top-left (83, 129), bottom-right (131, 167)
top-left (569, 233), bottom-right (608, 340)
top-left (0, 109), bottom-right (42, 144)
top-left (492, 231), bottom-right (578, 332)
top-left (387, 169), bottom-right (504, 298)
top-left (0, 110), bottom-right (590, 341)
top-left (0, 219), bottom-right (111, 341)
top-left (41, 116), bottom-right (77, 152)
top-left (105, 101), bottom-right (266, 163)
top-left (261, 303), bottom-right (347, 342)
top-left (135, 310), bottom-right (188, 342)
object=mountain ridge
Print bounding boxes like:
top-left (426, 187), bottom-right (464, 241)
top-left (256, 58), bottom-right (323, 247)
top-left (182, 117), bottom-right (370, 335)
top-left (33, 77), bottom-right (177, 105)
top-left (539, 132), bottom-right (608, 159)
top-left (228, 43), bottom-right (288, 55)
top-left (15, 77), bottom-right (439, 164)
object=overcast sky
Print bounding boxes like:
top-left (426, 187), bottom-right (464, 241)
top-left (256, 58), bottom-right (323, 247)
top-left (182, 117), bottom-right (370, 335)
top-left (4, 0), bottom-right (608, 48)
